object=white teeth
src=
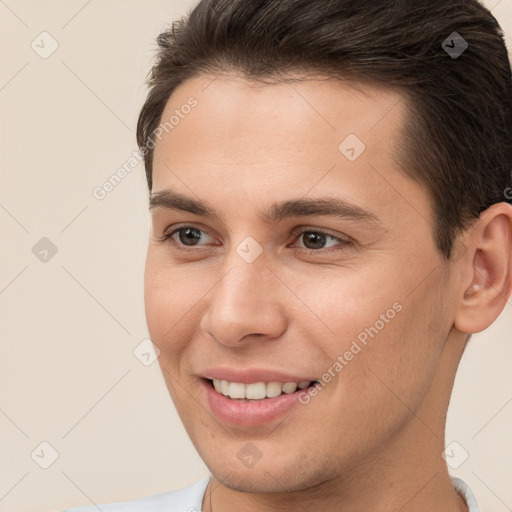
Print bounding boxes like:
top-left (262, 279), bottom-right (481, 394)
top-left (246, 382), bottom-right (266, 400)
top-left (228, 382), bottom-right (245, 399)
top-left (282, 382), bottom-right (298, 394)
top-left (220, 380), bottom-right (230, 395)
top-left (266, 381), bottom-right (282, 398)
top-left (212, 379), bottom-right (312, 400)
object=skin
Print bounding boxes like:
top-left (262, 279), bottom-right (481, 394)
top-left (144, 73), bottom-right (512, 512)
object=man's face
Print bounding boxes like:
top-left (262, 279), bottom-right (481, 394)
top-left (145, 74), bottom-right (457, 492)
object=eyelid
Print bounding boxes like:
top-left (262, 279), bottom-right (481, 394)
top-left (158, 224), bottom-right (216, 247)
top-left (290, 225), bottom-right (352, 242)
top-left (158, 223), bottom-right (354, 253)
top-left (290, 227), bottom-right (353, 252)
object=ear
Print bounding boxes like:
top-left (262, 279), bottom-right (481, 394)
top-left (454, 202), bottom-right (512, 334)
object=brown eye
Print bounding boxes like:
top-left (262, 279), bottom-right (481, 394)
top-left (158, 225), bottom-right (215, 249)
top-left (295, 230), bottom-right (349, 251)
top-left (301, 231), bottom-right (329, 250)
top-left (176, 227), bottom-right (203, 246)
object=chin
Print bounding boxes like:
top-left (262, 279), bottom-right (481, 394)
top-left (201, 448), bottom-right (334, 495)
top-left (214, 469), bottom-right (307, 494)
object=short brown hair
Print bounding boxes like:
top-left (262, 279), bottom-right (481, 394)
top-left (137, 0), bottom-right (512, 259)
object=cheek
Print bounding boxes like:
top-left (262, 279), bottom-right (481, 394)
top-left (310, 266), bottom-right (445, 399)
top-left (302, 270), bottom-right (401, 349)
top-left (344, 282), bottom-right (446, 412)
top-left (144, 255), bottom-right (204, 356)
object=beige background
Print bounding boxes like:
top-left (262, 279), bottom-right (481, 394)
top-left (0, 1), bottom-right (511, 511)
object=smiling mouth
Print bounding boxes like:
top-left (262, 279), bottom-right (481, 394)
top-left (207, 378), bottom-right (320, 401)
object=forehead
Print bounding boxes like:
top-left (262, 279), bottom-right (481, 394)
top-left (155, 73), bottom-right (406, 157)
top-left (153, 73), bottom-right (406, 175)
top-left (150, 73), bottom-right (429, 230)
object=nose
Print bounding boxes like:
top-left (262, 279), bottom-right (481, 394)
top-left (199, 255), bottom-right (288, 347)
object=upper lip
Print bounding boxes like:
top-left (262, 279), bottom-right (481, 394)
top-left (200, 367), bottom-right (318, 384)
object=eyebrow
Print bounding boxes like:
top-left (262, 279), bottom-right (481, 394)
top-left (149, 189), bottom-right (382, 226)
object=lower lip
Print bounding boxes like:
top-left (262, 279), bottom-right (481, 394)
top-left (202, 379), bottom-right (308, 427)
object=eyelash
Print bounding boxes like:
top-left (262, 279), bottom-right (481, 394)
top-left (156, 225), bottom-right (353, 254)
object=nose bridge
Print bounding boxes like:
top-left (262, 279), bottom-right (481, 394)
top-left (200, 246), bottom-right (286, 345)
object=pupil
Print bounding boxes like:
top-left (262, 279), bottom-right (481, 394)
top-left (304, 232), bottom-right (326, 250)
top-left (179, 228), bottom-right (201, 245)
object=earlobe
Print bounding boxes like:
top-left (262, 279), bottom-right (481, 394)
top-left (454, 203), bottom-right (512, 335)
